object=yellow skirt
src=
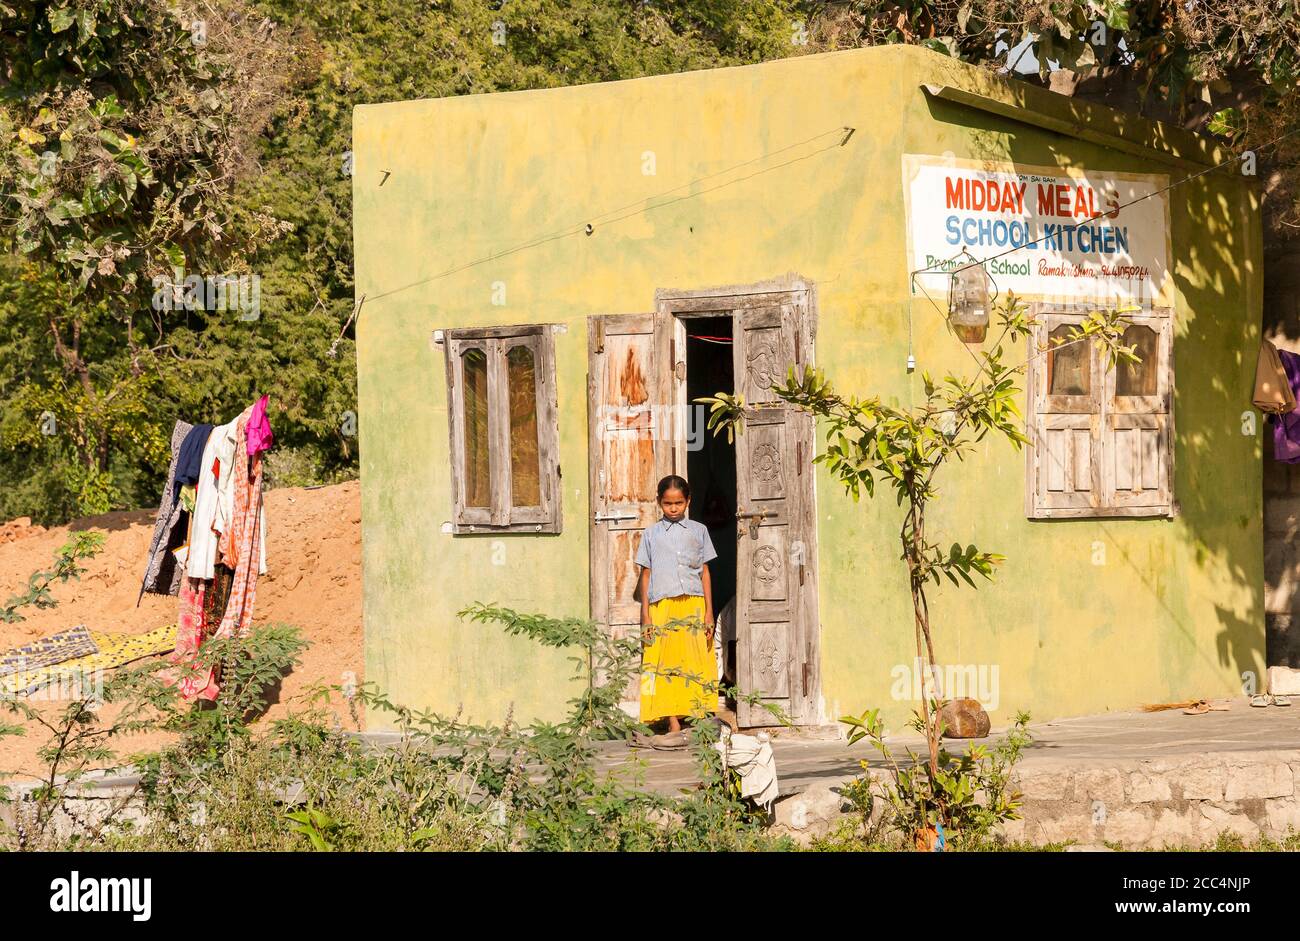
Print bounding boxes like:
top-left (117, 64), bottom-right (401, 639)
top-left (641, 594), bottom-right (715, 722)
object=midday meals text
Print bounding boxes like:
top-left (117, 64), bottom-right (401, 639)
top-left (942, 177), bottom-right (1131, 255)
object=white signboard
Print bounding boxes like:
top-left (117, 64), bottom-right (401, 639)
top-left (903, 154), bottom-right (1173, 306)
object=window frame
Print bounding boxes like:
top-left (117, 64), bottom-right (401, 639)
top-left (442, 324), bottom-right (562, 534)
top-left (1025, 302), bottom-right (1175, 520)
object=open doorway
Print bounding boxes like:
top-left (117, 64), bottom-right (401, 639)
top-left (588, 277), bottom-right (820, 728)
top-left (684, 316), bottom-right (738, 712)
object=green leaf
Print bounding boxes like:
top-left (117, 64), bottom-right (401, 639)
top-left (1206, 107), bottom-right (1243, 138)
top-left (47, 7), bottom-right (74, 32)
top-left (76, 8), bottom-right (96, 43)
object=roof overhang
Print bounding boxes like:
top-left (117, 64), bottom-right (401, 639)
top-left (922, 83), bottom-right (1228, 172)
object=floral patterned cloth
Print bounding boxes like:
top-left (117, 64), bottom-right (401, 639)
top-left (164, 576), bottom-right (221, 702)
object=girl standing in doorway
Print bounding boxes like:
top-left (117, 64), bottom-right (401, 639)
top-left (636, 475), bottom-right (718, 746)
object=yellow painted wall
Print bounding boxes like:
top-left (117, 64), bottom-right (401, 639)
top-left (353, 46), bottom-right (1263, 731)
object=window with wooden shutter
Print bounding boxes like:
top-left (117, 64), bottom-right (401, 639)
top-left (442, 325), bottom-right (561, 533)
top-left (1025, 305), bottom-right (1174, 519)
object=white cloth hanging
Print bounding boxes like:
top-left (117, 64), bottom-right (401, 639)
top-left (715, 730), bottom-right (779, 809)
top-left (186, 416), bottom-right (265, 579)
top-left (183, 425), bottom-right (222, 579)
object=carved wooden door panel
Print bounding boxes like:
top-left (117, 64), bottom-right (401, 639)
top-left (588, 313), bottom-right (661, 712)
top-left (732, 302), bottom-right (817, 726)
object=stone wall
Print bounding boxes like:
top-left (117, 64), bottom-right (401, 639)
top-left (772, 752), bottom-right (1300, 849)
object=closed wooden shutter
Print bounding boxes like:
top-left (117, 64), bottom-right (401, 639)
top-left (1103, 316), bottom-right (1173, 514)
top-left (1027, 312), bottom-right (1103, 517)
top-left (443, 326), bottom-right (562, 533)
top-left (1026, 306), bottom-right (1174, 519)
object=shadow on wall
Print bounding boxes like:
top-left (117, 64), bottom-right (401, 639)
top-left (921, 95), bottom-right (1264, 690)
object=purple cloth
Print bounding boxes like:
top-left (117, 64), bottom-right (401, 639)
top-left (246, 394), bottom-right (274, 456)
top-left (1274, 350), bottom-right (1300, 463)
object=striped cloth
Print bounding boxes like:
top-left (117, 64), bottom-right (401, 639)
top-left (0, 625), bottom-right (99, 677)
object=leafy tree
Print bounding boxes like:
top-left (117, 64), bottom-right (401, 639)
top-left (1, 0), bottom-right (814, 523)
top-left (0, 0), bottom-right (295, 519)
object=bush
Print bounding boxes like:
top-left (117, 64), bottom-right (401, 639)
top-left (838, 706), bottom-right (1031, 850)
top-left (3, 603), bottom-right (793, 852)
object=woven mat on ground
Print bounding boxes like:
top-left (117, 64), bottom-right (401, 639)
top-left (1, 624), bottom-right (178, 698)
top-left (0, 624), bottom-right (99, 677)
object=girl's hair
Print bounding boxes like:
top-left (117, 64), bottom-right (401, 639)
top-left (656, 475), bottom-right (691, 501)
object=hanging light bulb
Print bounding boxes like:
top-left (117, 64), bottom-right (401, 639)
top-left (949, 256), bottom-right (991, 343)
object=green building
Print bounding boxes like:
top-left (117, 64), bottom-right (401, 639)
top-left (352, 46), bottom-right (1263, 731)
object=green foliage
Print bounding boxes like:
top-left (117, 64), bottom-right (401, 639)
top-left (114, 604), bottom-right (791, 852)
top-left (0, 531), bottom-right (104, 623)
top-left (840, 706), bottom-right (1031, 848)
top-left (0, 0), bottom-right (297, 523)
top-left (0, 602), bottom-right (793, 851)
top-left (155, 623), bottom-right (310, 758)
top-left (0, 0), bottom-right (287, 293)
top-left (284, 804), bottom-right (346, 851)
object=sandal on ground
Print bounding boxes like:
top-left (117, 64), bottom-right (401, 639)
top-left (631, 731), bottom-right (656, 749)
top-left (1183, 701), bottom-right (1211, 715)
top-left (1274, 695), bottom-right (1292, 707)
top-left (1251, 694), bottom-right (1270, 707)
top-left (650, 730), bottom-right (689, 750)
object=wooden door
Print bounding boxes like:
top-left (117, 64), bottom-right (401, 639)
top-left (731, 302), bottom-right (817, 726)
top-left (588, 314), bottom-right (663, 712)
top-left (653, 276), bottom-right (820, 727)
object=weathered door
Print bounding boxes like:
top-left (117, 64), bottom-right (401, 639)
top-left (588, 314), bottom-right (664, 712)
top-left (731, 301), bottom-right (818, 726)
top-left (654, 277), bottom-right (820, 727)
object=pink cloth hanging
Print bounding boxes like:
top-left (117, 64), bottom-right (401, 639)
top-left (219, 413), bottom-right (265, 640)
top-left (246, 394), bottom-right (274, 456)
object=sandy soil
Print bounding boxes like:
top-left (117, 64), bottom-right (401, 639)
top-left (0, 481), bottom-right (363, 782)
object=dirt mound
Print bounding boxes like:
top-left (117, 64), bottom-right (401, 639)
top-left (0, 517), bottom-right (45, 546)
top-left (0, 481), bottom-right (363, 779)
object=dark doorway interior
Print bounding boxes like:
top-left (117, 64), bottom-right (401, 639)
top-left (685, 316), bottom-right (737, 692)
